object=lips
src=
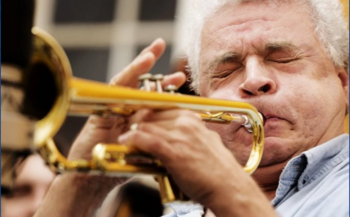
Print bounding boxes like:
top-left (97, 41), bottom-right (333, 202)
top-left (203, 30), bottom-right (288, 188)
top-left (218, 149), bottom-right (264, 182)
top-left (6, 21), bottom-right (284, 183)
top-left (241, 99), bottom-right (289, 126)
top-left (264, 114), bottom-right (282, 121)
top-left (258, 111), bottom-right (291, 137)
top-left (243, 100), bottom-right (292, 131)
top-left (259, 111), bottom-right (285, 125)
top-left (264, 116), bottom-right (283, 125)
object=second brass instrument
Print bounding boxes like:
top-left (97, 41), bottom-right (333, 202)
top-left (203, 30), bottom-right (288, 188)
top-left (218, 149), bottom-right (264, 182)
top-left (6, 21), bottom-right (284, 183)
top-left (31, 27), bottom-right (264, 203)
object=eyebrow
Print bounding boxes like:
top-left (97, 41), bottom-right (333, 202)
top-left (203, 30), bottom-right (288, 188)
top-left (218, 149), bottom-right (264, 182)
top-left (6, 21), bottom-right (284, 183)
top-left (205, 51), bottom-right (241, 74)
top-left (264, 42), bottom-right (299, 52)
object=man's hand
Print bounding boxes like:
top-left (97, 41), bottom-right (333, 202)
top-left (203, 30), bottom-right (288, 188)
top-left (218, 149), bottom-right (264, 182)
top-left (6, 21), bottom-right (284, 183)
top-left (35, 38), bottom-right (186, 217)
top-left (117, 109), bottom-right (277, 217)
top-left (68, 38), bottom-right (186, 161)
top-left (117, 109), bottom-right (243, 202)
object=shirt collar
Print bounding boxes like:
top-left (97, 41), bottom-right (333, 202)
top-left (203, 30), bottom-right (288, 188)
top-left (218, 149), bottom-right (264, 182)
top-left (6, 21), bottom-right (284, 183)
top-left (273, 134), bottom-right (349, 206)
top-left (298, 134), bottom-right (349, 189)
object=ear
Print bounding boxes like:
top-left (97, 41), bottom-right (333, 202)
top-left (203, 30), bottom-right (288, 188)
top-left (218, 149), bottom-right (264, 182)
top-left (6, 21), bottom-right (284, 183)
top-left (337, 66), bottom-right (349, 111)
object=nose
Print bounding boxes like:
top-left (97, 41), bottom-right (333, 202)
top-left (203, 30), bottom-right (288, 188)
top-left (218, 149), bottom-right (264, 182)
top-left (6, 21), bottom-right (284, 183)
top-left (239, 58), bottom-right (276, 97)
top-left (26, 190), bottom-right (46, 217)
top-left (26, 199), bottom-right (41, 217)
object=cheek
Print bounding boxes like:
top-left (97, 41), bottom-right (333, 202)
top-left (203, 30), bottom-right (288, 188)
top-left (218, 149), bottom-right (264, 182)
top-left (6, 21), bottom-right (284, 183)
top-left (285, 78), bottom-right (341, 133)
top-left (203, 84), bottom-right (240, 100)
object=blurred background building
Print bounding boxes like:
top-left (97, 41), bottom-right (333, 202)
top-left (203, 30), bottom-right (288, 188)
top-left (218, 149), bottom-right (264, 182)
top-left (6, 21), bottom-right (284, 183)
top-left (34, 0), bottom-right (349, 154)
top-left (34, 0), bottom-right (191, 154)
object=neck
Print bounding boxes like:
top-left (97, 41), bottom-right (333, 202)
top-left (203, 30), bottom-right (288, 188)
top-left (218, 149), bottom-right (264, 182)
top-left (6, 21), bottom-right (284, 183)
top-left (262, 188), bottom-right (277, 201)
top-left (252, 162), bottom-right (287, 200)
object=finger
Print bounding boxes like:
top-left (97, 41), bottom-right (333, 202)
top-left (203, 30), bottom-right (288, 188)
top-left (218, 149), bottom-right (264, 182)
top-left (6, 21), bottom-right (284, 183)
top-left (139, 72), bottom-right (187, 92)
top-left (109, 39), bottom-right (166, 87)
top-left (144, 109), bottom-right (202, 122)
top-left (87, 115), bottom-right (124, 130)
top-left (139, 120), bottom-right (174, 132)
top-left (161, 72), bottom-right (187, 90)
top-left (137, 119), bottom-right (193, 131)
top-left (127, 109), bottom-right (153, 129)
top-left (117, 129), bottom-right (173, 161)
top-left (136, 121), bottom-right (201, 143)
top-left (137, 38), bottom-right (166, 61)
top-left (109, 52), bottom-right (155, 87)
top-left (126, 108), bottom-right (201, 128)
top-left (137, 122), bottom-right (174, 141)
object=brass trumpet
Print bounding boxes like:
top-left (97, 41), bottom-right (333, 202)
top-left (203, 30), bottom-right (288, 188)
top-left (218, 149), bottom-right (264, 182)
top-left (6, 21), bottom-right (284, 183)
top-left (31, 27), bottom-right (264, 203)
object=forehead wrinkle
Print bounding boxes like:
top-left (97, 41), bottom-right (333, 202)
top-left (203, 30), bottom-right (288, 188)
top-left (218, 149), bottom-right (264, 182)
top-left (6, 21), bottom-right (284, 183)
top-left (200, 2), bottom-right (319, 78)
top-left (206, 18), bottom-right (274, 40)
top-left (204, 1), bottom-right (282, 36)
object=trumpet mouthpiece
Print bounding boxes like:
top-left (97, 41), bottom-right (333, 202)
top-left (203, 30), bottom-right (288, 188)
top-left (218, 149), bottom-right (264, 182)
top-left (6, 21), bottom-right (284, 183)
top-left (258, 112), bottom-right (266, 125)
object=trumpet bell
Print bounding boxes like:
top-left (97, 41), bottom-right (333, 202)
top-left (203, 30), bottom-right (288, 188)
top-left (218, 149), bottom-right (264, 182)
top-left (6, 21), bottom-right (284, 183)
top-left (31, 27), bottom-right (71, 147)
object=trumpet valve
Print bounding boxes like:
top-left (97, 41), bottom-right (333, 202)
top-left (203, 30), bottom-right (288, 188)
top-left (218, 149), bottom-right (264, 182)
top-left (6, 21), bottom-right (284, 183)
top-left (150, 74), bottom-right (164, 93)
top-left (138, 73), bottom-right (153, 91)
top-left (164, 84), bottom-right (178, 94)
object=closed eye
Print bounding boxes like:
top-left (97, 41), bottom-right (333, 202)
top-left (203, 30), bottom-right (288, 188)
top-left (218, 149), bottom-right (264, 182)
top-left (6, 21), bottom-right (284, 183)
top-left (267, 58), bottom-right (299, 64)
top-left (265, 49), bottom-right (300, 64)
top-left (209, 64), bottom-right (242, 79)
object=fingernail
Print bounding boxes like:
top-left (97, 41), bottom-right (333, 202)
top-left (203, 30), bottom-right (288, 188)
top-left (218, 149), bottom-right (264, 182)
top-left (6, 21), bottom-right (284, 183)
top-left (194, 113), bottom-right (202, 120)
top-left (136, 52), bottom-right (152, 64)
top-left (118, 133), bottom-right (130, 144)
top-left (151, 38), bottom-right (163, 45)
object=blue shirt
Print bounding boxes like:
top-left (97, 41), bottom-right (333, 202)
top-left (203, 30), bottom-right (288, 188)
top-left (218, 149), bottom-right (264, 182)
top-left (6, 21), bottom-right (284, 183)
top-left (164, 134), bottom-right (349, 217)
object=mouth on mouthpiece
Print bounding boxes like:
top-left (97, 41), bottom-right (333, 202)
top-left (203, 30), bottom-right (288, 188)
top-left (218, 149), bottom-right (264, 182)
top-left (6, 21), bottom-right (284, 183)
top-left (258, 112), bottom-right (266, 126)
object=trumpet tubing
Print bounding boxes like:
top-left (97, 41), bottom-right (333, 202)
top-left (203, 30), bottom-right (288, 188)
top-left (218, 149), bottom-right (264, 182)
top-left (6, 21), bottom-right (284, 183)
top-left (31, 27), bottom-right (264, 203)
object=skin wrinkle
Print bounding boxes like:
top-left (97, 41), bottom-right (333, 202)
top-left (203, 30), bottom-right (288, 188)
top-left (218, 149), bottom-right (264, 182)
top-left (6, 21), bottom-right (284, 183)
top-left (197, 1), bottom-right (348, 199)
top-left (206, 43), bottom-right (308, 91)
top-left (200, 15), bottom-right (320, 92)
top-left (202, 3), bottom-right (316, 68)
top-left (189, 0), bottom-right (349, 93)
top-left (199, 5), bottom-right (278, 72)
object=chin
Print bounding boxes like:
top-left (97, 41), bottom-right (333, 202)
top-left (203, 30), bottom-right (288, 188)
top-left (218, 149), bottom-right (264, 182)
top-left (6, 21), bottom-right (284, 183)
top-left (221, 127), bottom-right (296, 167)
top-left (257, 136), bottom-right (295, 167)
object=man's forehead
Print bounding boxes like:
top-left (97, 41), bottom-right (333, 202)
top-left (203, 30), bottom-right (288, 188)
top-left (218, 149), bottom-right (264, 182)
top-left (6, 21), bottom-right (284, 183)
top-left (204, 0), bottom-right (307, 32)
top-left (200, 0), bottom-right (314, 54)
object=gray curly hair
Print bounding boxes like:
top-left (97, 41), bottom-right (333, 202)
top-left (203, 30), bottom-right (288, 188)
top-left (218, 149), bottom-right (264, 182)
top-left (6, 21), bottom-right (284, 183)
top-left (183, 0), bottom-right (349, 93)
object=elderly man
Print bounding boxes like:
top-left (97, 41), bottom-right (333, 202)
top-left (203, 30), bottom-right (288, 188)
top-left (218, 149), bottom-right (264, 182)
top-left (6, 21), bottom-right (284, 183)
top-left (35, 0), bottom-right (349, 216)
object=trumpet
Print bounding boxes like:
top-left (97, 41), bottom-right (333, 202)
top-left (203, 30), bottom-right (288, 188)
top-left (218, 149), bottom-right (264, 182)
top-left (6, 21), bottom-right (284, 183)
top-left (31, 27), bottom-right (264, 203)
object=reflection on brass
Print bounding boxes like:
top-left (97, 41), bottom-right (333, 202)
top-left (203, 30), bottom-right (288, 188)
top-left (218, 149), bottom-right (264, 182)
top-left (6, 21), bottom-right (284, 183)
top-left (31, 27), bottom-right (264, 203)
top-left (164, 84), bottom-right (178, 94)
